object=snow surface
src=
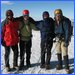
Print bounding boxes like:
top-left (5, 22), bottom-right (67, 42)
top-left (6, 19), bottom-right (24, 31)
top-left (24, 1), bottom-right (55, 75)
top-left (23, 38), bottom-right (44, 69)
top-left (1, 30), bottom-right (74, 74)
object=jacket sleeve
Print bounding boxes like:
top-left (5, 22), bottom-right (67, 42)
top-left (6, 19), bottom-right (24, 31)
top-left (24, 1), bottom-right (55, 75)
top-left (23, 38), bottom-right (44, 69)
top-left (29, 17), bottom-right (36, 24)
top-left (29, 18), bottom-right (41, 31)
top-left (50, 18), bottom-right (55, 39)
top-left (1, 20), bottom-right (6, 38)
top-left (35, 21), bottom-right (42, 30)
top-left (63, 21), bottom-right (70, 44)
top-left (31, 23), bottom-right (39, 31)
top-left (1, 20), bottom-right (6, 46)
top-left (14, 16), bottom-right (23, 21)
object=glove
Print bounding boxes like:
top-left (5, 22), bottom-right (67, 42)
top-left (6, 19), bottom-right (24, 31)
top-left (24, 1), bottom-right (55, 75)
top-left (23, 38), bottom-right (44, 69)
top-left (1, 39), bottom-right (6, 46)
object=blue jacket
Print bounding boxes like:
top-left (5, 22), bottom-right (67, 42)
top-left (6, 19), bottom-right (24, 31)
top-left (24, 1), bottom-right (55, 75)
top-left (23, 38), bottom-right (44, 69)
top-left (36, 18), bottom-right (55, 41)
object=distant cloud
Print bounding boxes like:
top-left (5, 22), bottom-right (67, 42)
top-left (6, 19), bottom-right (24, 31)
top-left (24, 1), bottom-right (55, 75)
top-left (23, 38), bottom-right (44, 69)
top-left (1, 1), bottom-right (13, 5)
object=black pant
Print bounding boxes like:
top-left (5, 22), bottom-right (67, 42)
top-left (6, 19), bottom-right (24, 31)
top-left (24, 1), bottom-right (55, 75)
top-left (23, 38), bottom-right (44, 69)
top-left (19, 39), bottom-right (32, 66)
top-left (41, 39), bottom-right (53, 65)
top-left (4, 44), bottom-right (18, 67)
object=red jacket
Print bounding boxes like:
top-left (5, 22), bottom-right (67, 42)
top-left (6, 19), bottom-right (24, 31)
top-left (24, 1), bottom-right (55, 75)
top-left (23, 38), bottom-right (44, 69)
top-left (2, 20), bottom-right (19, 46)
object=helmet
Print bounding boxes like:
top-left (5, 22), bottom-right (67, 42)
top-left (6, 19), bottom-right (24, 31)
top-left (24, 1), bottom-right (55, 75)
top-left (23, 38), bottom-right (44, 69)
top-left (43, 11), bottom-right (49, 17)
top-left (54, 9), bottom-right (63, 16)
top-left (22, 10), bottom-right (29, 15)
top-left (6, 10), bottom-right (13, 16)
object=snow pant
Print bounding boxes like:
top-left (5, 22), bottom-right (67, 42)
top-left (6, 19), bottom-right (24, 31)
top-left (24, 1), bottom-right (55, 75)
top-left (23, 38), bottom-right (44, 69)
top-left (56, 39), bottom-right (68, 57)
top-left (56, 39), bottom-right (69, 69)
top-left (19, 39), bottom-right (32, 66)
top-left (4, 44), bottom-right (18, 67)
top-left (41, 39), bottom-right (53, 65)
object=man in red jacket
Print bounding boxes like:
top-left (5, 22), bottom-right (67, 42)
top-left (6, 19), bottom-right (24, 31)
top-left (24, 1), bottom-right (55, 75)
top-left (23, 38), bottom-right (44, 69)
top-left (1, 10), bottom-right (19, 72)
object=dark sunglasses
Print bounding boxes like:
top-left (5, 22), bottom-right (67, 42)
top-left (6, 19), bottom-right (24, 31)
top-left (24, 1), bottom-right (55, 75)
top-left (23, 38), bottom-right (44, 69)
top-left (55, 14), bottom-right (61, 17)
top-left (6, 14), bottom-right (13, 16)
top-left (23, 14), bottom-right (29, 17)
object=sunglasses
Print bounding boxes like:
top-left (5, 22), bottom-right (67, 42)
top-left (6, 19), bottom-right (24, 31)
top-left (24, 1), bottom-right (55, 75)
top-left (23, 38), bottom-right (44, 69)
top-left (6, 14), bottom-right (13, 16)
top-left (55, 14), bottom-right (61, 17)
top-left (23, 14), bottom-right (29, 17)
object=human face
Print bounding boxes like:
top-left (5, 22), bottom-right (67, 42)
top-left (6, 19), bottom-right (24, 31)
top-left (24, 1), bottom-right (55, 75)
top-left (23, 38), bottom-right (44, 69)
top-left (55, 14), bottom-right (61, 21)
top-left (43, 14), bottom-right (49, 19)
top-left (6, 14), bottom-right (13, 20)
top-left (23, 15), bottom-right (29, 21)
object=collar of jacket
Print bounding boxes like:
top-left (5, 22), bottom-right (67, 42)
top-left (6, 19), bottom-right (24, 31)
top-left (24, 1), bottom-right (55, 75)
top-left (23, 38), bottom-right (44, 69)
top-left (5, 18), bottom-right (15, 24)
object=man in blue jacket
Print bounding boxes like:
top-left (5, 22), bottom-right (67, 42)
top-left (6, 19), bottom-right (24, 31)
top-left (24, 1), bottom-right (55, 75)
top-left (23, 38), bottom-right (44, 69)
top-left (54, 9), bottom-right (71, 74)
top-left (36, 11), bottom-right (55, 69)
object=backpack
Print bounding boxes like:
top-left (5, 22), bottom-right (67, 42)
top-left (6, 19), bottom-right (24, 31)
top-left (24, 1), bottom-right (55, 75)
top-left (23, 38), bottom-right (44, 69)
top-left (62, 17), bottom-right (73, 42)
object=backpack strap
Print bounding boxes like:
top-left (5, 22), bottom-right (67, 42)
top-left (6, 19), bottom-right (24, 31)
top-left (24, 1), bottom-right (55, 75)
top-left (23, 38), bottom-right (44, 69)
top-left (61, 21), bottom-right (65, 34)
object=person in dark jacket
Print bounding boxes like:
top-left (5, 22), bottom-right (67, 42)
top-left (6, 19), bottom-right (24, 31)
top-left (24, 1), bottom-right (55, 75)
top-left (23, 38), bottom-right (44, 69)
top-left (1, 10), bottom-right (19, 72)
top-left (18, 10), bottom-right (38, 70)
top-left (54, 9), bottom-right (71, 74)
top-left (36, 11), bottom-right (55, 69)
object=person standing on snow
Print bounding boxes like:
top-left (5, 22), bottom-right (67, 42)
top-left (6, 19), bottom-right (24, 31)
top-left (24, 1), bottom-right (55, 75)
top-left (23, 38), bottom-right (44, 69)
top-left (54, 9), bottom-right (71, 74)
top-left (18, 10), bottom-right (38, 70)
top-left (1, 10), bottom-right (19, 72)
top-left (36, 11), bottom-right (55, 69)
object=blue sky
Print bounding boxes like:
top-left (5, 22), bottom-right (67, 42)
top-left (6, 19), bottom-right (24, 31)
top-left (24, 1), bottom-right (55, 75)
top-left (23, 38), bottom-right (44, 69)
top-left (1, 1), bottom-right (74, 20)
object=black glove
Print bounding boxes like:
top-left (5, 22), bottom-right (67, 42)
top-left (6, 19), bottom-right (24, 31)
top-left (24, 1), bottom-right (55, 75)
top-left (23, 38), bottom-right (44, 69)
top-left (1, 39), bottom-right (6, 46)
